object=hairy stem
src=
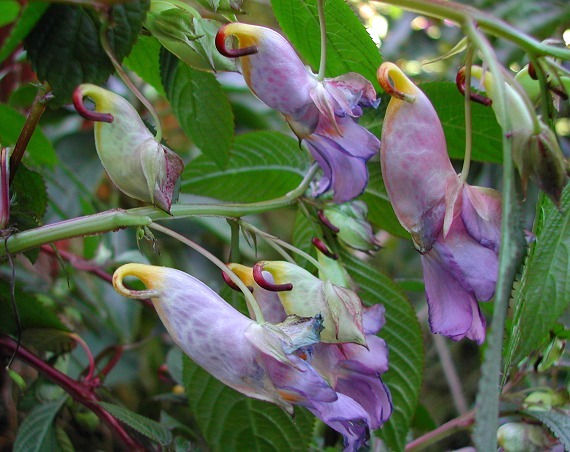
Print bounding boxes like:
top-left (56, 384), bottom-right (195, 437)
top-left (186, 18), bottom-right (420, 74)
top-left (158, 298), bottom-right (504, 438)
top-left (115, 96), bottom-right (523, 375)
top-left (460, 46), bottom-right (474, 183)
top-left (0, 335), bottom-right (144, 450)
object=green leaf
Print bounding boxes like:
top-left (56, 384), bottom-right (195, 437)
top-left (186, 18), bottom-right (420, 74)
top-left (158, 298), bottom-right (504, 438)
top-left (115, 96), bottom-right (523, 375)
top-left (10, 164), bottom-right (48, 231)
top-left (0, 103), bottom-right (57, 168)
top-left (124, 35), bottom-right (166, 97)
top-left (0, 2), bottom-right (49, 64)
top-left (291, 208), bottom-right (319, 271)
top-left (161, 51), bottom-right (234, 168)
top-left (13, 398), bottom-right (66, 452)
top-left (24, 1), bottom-right (149, 106)
top-left (182, 355), bottom-right (315, 451)
top-left (271, 0), bottom-right (382, 89)
top-left (181, 131), bottom-right (309, 202)
top-left (343, 252), bottom-right (423, 451)
top-left (422, 82), bottom-right (503, 163)
top-left (362, 163), bottom-right (407, 238)
top-left (504, 186), bottom-right (570, 368)
top-left (524, 409), bottom-right (570, 449)
top-left (99, 402), bottom-right (173, 446)
top-left (0, 1), bottom-right (20, 28)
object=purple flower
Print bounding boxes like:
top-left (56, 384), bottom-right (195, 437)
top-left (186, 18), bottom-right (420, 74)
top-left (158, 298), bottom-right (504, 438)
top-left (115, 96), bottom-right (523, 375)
top-left (228, 263), bottom-right (392, 450)
top-left (377, 62), bottom-right (502, 343)
top-left (216, 23), bottom-right (380, 203)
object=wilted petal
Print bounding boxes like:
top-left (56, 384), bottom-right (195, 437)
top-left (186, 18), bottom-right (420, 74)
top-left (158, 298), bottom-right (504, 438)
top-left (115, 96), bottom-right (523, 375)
top-left (324, 72), bottom-right (380, 115)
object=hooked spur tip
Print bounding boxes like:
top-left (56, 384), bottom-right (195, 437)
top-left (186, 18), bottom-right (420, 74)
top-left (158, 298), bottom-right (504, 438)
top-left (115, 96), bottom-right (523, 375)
top-left (311, 237), bottom-right (338, 260)
top-left (215, 24), bottom-right (259, 58)
top-left (253, 262), bottom-right (293, 292)
top-left (72, 86), bottom-right (114, 123)
top-left (377, 62), bottom-right (417, 103)
top-left (221, 269), bottom-right (253, 292)
top-left (317, 210), bottom-right (340, 233)
top-left (456, 67), bottom-right (493, 107)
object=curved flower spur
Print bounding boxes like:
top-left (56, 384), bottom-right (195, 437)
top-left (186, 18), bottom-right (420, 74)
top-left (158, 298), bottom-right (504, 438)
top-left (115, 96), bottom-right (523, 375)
top-left (226, 262), bottom-right (393, 451)
top-left (377, 62), bottom-right (502, 343)
top-left (73, 84), bottom-right (184, 213)
top-left (215, 23), bottom-right (380, 203)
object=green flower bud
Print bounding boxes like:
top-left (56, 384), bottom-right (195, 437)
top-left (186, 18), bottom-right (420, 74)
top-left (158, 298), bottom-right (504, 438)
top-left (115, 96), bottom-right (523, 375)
top-left (514, 64), bottom-right (541, 100)
top-left (497, 422), bottom-right (553, 452)
top-left (523, 388), bottom-right (568, 411)
top-left (321, 201), bottom-right (380, 252)
top-left (145, 0), bottom-right (235, 71)
top-left (73, 84), bottom-right (184, 213)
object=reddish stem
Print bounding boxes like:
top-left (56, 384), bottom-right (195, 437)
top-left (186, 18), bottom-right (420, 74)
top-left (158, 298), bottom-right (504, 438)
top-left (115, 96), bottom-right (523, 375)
top-left (215, 26), bottom-right (259, 58)
top-left (40, 244), bottom-right (153, 309)
top-left (311, 237), bottom-right (338, 260)
top-left (0, 335), bottom-right (144, 451)
top-left (456, 68), bottom-right (493, 106)
top-left (252, 263), bottom-right (293, 292)
top-left (73, 87), bottom-right (114, 123)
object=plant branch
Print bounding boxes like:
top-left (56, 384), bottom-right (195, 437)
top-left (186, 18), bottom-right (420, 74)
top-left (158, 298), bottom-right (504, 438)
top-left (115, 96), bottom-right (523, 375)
top-left (0, 335), bottom-right (144, 450)
top-left (317, 0), bottom-right (327, 81)
top-left (405, 409), bottom-right (476, 451)
top-left (1, 164), bottom-right (318, 258)
top-left (379, 0), bottom-right (570, 59)
top-left (9, 84), bottom-right (51, 185)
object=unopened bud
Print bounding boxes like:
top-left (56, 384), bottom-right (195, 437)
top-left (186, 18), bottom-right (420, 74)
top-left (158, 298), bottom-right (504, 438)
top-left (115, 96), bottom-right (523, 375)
top-left (525, 124), bottom-right (568, 206)
top-left (73, 84), bottom-right (184, 213)
top-left (321, 201), bottom-right (380, 252)
top-left (497, 422), bottom-right (553, 452)
top-left (523, 388), bottom-right (568, 411)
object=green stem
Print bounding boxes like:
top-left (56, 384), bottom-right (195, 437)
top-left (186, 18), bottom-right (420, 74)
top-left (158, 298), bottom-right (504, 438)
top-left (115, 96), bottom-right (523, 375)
top-left (99, 20), bottom-right (163, 143)
top-left (317, 0), bottom-right (327, 81)
top-left (460, 46), bottom-right (474, 183)
top-left (239, 220), bottom-right (326, 274)
top-left (405, 409), bottom-right (476, 451)
top-left (148, 222), bottom-right (265, 323)
top-left (1, 165), bottom-right (318, 258)
top-left (463, 20), bottom-right (523, 452)
top-left (379, 0), bottom-right (570, 60)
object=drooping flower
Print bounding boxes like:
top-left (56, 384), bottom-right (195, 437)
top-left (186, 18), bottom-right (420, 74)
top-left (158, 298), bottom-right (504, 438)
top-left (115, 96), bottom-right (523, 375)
top-left (251, 260), bottom-right (367, 346)
top-left (215, 23), bottom-right (380, 203)
top-left (378, 62), bottom-right (502, 343)
top-left (226, 263), bottom-right (393, 450)
top-left (73, 84), bottom-right (184, 213)
top-left (114, 263), bottom-right (378, 451)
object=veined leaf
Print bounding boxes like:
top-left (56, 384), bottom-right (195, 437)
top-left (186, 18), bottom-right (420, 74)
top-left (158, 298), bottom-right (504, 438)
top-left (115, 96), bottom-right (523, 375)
top-left (13, 398), bottom-right (66, 452)
top-left (161, 50), bottom-right (234, 169)
top-left (124, 35), bottom-right (166, 97)
top-left (422, 82), bottom-right (503, 163)
top-left (182, 355), bottom-right (315, 451)
top-left (24, 1), bottom-right (149, 106)
top-left (343, 251), bottom-right (423, 451)
top-left (504, 186), bottom-right (570, 369)
top-left (524, 409), bottom-right (570, 450)
top-left (271, 0), bottom-right (382, 89)
top-left (99, 402), bottom-right (173, 446)
top-left (181, 131), bottom-right (309, 202)
top-left (362, 163), bottom-right (407, 238)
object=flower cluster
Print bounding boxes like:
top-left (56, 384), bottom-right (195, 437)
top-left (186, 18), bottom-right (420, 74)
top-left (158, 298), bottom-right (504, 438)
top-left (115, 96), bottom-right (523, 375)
top-left (215, 23), bottom-right (380, 203)
top-left (377, 62), bottom-right (502, 343)
top-left (113, 262), bottom-right (392, 450)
